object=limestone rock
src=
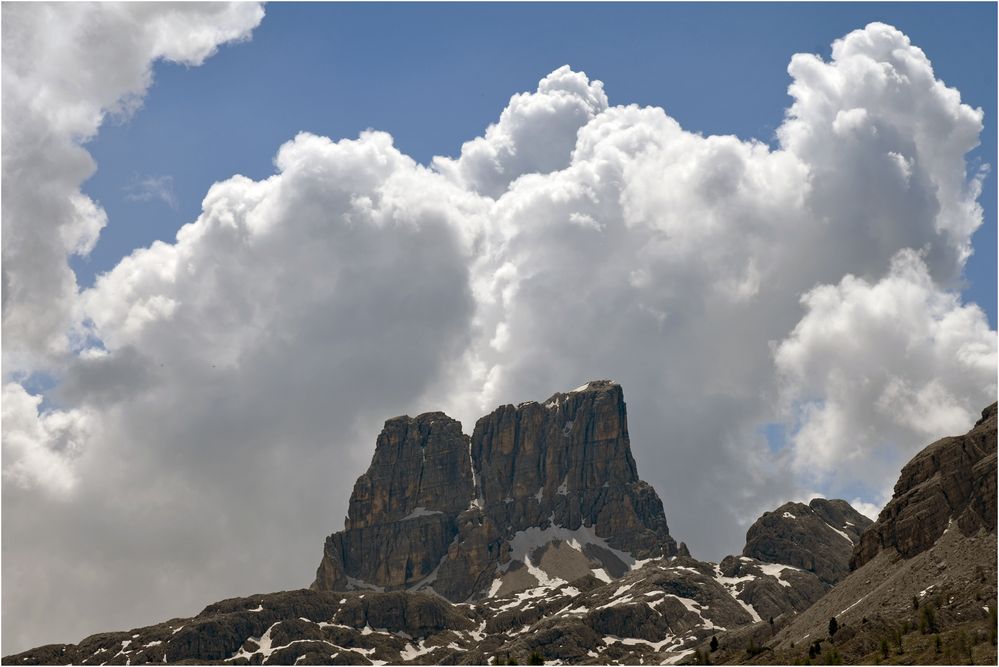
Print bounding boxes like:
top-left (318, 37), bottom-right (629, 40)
top-left (312, 412), bottom-right (473, 592)
top-left (850, 402), bottom-right (997, 570)
top-left (742, 498), bottom-right (873, 585)
top-left (312, 380), bottom-right (677, 601)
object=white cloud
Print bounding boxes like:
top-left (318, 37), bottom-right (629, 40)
top-left (1, 1), bottom-right (264, 373)
top-left (125, 175), bottom-right (179, 209)
top-left (2, 19), bottom-right (995, 655)
top-left (849, 498), bottom-right (885, 522)
top-left (774, 249), bottom-right (996, 495)
top-left (433, 65), bottom-right (608, 198)
top-left (1, 383), bottom-right (95, 496)
top-left (779, 22), bottom-right (986, 282)
top-left (4, 130), bottom-right (484, 652)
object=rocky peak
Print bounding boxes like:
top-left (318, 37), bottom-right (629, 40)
top-left (312, 381), bottom-right (677, 601)
top-left (742, 497), bottom-right (873, 586)
top-left (345, 412), bottom-right (472, 530)
top-left (850, 402), bottom-right (997, 569)
top-left (471, 380), bottom-right (676, 560)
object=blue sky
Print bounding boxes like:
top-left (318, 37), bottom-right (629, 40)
top-left (76, 2), bottom-right (996, 325)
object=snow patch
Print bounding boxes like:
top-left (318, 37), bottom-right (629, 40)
top-left (487, 577), bottom-right (504, 597)
top-left (661, 649), bottom-right (695, 664)
top-left (757, 561), bottom-right (798, 588)
top-left (782, 511), bottom-right (796, 519)
top-left (468, 440), bottom-right (484, 510)
top-left (665, 595), bottom-right (727, 631)
top-left (839, 592), bottom-right (871, 616)
top-left (402, 507), bottom-right (443, 521)
top-left (713, 565), bottom-right (762, 622)
top-left (346, 576), bottom-right (385, 592)
top-left (226, 622), bottom-right (279, 661)
top-left (597, 594), bottom-right (634, 609)
top-left (823, 520), bottom-right (853, 543)
top-left (400, 640), bottom-right (435, 661)
top-left (571, 383), bottom-right (592, 393)
top-left (613, 583), bottom-right (635, 598)
top-left (602, 634), bottom-right (677, 652)
top-left (505, 519), bottom-right (640, 588)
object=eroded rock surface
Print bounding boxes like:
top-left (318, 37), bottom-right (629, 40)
top-left (312, 412), bottom-right (473, 592)
top-left (3, 555), bottom-right (832, 666)
top-left (312, 381), bottom-right (677, 602)
top-left (743, 498), bottom-right (872, 585)
top-left (851, 402), bottom-right (997, 569)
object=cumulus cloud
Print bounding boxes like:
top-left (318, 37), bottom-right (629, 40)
top-left (775, 248), bottom-right (996, 497)
top-left (1, 1), bottom-right (264, 373)
top-left (1, 383), bottom-right (95, 496)
top-left (433, 65), bottom-right (608, 198)
top-left (5, 130), bottom-right (484, 652)
top-left (2, 19), bottom-right (995, 655)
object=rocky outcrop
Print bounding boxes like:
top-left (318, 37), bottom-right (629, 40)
top-left (2, 556), bottom-right (826, 666)
top-left (312, 412), bottom-right (473, 592)
top-left (14, 393), bottom-right (991, 666)
top-left (702, 403), bottom-right (998, 666)
top-left (312, 381), bottom-right (677, 602)
top-left (743, 498), bottom-right (873, 586)
top-left (851, 403), bottom-right (997, 570)
top-left (472, 380), bottom-right (676, 560)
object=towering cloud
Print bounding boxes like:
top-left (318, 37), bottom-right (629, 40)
top-left (1, 2), bottom-right (264, 372)
top-left (2, 17), bottom-right (994, 656)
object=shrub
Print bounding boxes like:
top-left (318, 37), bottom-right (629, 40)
top-left (919, 604), bottom-right (937, 634)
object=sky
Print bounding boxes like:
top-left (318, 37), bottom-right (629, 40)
top-left (2, 1), bottom-right (997, 656)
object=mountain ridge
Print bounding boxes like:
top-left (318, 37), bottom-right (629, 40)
top-left (3, 386), bottom-right (994, 666)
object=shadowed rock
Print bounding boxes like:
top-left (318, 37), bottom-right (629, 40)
top-left (742, 498), bottom-right (873, 586)
top-left (851, 402), bottom-right (997, 569)
top-left (312, 381), bottom-right (677, 601)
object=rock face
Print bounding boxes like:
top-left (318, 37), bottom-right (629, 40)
top-left (851, 402), bottom-right (997, 570)
top-left (703, 403), bottom-right (998, 667)
top-left (1, 556), bottom-right (834, 667)
top-left (702, 496), bottom-right (872, 626)
top-left (312, 412), bottom-right (473, 592)
top-left (13, 388), bottom-right (986, 666)
top-left (742, 498), bottom-right (873, 586)
top-left (312, 381), bottom-right (677, 602)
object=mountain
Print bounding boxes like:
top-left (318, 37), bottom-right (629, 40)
top-left (313, 380), bottom-right (678, 601)
top-left (742, 498), bottom-right (873, 586)
top-left (707, 403), bottom-right (998, 665)
top-left (5, 384), bottom-right (991, 666)
top-left (0, 524), bottom-right (850, 666)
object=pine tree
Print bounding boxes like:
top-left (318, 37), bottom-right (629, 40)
top-left (828, 616), bottom-right (838, 637)
top-left (710, 635), bottom-right (719, 652)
